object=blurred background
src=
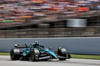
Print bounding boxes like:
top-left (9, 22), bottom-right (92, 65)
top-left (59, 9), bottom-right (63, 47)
top-left (0, 0), bottom-right (100, 38)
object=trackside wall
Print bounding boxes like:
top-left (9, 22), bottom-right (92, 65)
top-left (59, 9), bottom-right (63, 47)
top-left (0, 38), bottom-right (100, 55)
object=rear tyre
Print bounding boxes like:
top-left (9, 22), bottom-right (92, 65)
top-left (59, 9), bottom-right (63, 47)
top-left (58, 48), bottom-right (66, 61)
top-left (10, 49), bottom-right (20, 60)
top-left (68, 53), bottom-right (71, 59)
top-left (30, 49), bottom-right (39, 61)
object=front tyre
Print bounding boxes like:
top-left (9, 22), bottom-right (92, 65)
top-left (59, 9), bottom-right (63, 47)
top-left (30, 49), bottom-right (39, 61)
top-left (58, 48), bottom-right (66, 61)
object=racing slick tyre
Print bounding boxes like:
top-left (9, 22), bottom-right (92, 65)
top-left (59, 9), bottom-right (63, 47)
top-left (30, 49), bottom-right (40, 61)
top-left (67, 53), bottom-right (71, 59)
top-left (10, 49), bottom-right (20, 60)
top-left (58, 47), bottom-right (66, 61)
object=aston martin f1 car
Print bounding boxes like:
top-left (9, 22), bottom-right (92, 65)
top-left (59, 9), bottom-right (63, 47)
top-left (10, 41), bottom-right (71, 61)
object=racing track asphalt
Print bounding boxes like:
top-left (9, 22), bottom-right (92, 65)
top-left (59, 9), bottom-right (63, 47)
top-left (0, 56), bottom-right (100, 66)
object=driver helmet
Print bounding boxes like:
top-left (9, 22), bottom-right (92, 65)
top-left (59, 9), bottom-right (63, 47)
top-left (35, 41), bottom-right (38, 44)
top-left (34, 41), bottom-right (39, 48)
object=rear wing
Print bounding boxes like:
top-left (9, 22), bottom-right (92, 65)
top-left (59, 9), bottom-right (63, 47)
top-left (14, 44), bottom-right (30, 48)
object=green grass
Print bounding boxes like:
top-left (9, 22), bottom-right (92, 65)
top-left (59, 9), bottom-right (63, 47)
top-left (71, 54), bottom-right (100, 60)
top-left (0, 52), bottom-right (10, 56)
top-left (0, 53), bottom-right (100, 60)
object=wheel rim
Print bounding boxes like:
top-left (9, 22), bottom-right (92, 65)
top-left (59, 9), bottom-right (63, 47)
top-left (31, 51), bottom-right (35, 61)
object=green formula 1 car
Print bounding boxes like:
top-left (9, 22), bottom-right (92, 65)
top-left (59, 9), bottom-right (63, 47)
top-left (10, 41), bottom-right (71, 61)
